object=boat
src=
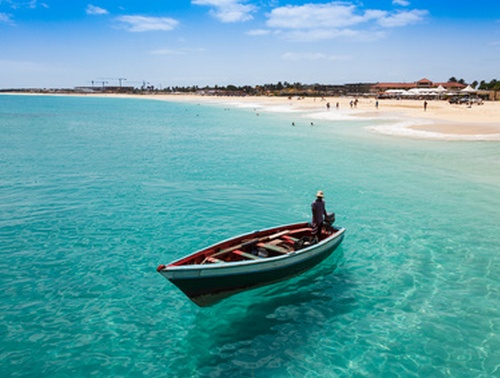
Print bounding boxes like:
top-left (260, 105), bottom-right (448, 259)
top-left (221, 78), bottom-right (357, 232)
top-left (156, 215), bottom-right (345, 306)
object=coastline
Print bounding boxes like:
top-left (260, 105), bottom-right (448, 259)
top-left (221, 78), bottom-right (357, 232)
top-left (4, 92), bottom-right (500, 141)
top-left (135, 93), bottom-right (500, 141)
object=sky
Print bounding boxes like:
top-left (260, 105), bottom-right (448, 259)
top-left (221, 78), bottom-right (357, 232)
top-left (1, 0), bottom-right (499, 89)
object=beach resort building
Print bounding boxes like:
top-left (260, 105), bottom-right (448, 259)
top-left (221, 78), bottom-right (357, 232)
top-left (371, 78), bottom-right (466, 92)
top-left (371, 78), bottom-right (466, 95)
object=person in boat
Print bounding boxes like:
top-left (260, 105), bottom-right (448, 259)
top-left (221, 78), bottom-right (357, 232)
top-left (311, 190), bottom-right (328, 241)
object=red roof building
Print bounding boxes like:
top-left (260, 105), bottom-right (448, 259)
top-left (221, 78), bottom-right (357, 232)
top-left (371, 78), bottom-right (466, 93)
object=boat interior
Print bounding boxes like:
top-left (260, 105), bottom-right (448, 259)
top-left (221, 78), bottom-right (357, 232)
top-left (178, 225), bottom-right (339, 265)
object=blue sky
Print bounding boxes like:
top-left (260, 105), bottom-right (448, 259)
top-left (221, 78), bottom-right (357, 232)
top-left (1, 0), bottom-right (499, 88)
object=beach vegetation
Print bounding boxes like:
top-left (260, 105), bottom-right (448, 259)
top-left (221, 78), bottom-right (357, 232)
top-left (5, 77), bottom-right (500, 100)
top-left (478, 79), bottom-right (500, 91)
top-left (448, 77), bottom-right (466, 85)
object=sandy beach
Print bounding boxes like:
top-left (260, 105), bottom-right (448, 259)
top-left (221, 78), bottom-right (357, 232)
top-left (124, 93), bottom-right (500, 141)
top-left (7, 92), bottom-right (500, 140)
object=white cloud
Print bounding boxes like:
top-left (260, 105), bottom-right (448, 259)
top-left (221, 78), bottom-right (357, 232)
top-left (5, 0), bottom-right (47, 10)
top-left (377, 9), bottom-right (427, 27)
top-left (192, 0), bottom-right (256, 23)
top-left (264, 2), bottom-right (427, 41)
top-left (285, 28), bottom-right (359, 42)
top-left (116, 15), bottom-right (179, 32)
top-left (86, 5), bottom-right (109, 15)
top-left (393, 0), bottom-right (410, 6)
top-left (0, 12), bottom-right (14, 24)
top-left (246, 29), bottom-right (271, 36)
top-left (267, 3), bottom-right (367, 29)
top-left (284, 28), bottom-right (386, 42)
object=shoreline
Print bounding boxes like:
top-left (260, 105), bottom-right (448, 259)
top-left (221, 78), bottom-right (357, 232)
top-left (4, 92), bottom-right (500, 141)
top-left (131, 93), bottom-right (500, 141)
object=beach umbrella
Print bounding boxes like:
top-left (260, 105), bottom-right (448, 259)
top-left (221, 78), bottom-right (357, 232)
top-left (385, 89), bottom-right (408, 97)
top-left (461, 85), bottom-right (476, 93)
top-left (436, 85), bottom-right (447, 99)
top-left (406, 88), bottom-right (420, 96)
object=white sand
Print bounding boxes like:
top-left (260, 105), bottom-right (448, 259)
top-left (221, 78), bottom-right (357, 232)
top-left (10, 92), bottom-right (500, 141)
top-left (138, 94), bottom-right (500, 141)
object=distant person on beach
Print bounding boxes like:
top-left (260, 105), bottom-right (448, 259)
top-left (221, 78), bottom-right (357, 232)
top-left (326, 102), bottom-right (330, 110)
top-left (424, 101), bottom-right (428, 111)
top-left (376, 100), bottom-right (379, 109)
top-left (311, 191), bottom-right (328, 241)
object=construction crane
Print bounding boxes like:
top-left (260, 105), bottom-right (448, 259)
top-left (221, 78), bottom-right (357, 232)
top-left (96, 77), bottom-right (127, 87)
top-left (94, 81), bottom-right (108, 89)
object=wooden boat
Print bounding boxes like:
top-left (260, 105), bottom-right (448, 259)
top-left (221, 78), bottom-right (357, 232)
top-left (156, 218), bottom-right (345, 306)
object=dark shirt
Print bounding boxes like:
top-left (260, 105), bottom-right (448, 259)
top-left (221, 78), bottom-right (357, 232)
top-left (311, 198), bottom-right (327, 226)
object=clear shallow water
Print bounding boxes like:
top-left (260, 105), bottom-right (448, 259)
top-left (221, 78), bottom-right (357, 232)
top-left (1, 94), bottom-right (499, 377)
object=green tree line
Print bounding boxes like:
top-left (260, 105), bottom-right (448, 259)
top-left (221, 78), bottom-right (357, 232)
top-left (449, 77), bottom-right (500, 91)
top-left (165, 78), bottom-right (500, 94)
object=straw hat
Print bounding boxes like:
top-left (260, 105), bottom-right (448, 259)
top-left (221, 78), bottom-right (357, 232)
top-left (316, 190), bottom-right (324, 198)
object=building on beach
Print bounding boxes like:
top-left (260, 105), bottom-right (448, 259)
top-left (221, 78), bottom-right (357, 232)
top-left (371, 78), bottom-right (466, 94)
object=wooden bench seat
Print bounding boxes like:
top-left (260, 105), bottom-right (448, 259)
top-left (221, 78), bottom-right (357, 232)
top-left (282, 235), bottom-right (299, 243)
top-left (203, 256), bottom-right (224, 264)
top-left (232, 250), bottom-right (260, 260)
top-left (211, 238), bottom-right (259, 258)
top-left (267, 239), bottom-right (284, 246)
top-left (257, 242), bottom-right (289, 254)
top-left (267, 230), bottom-right (290, 240)
top-left (288, 227), bottom-right (312, 236)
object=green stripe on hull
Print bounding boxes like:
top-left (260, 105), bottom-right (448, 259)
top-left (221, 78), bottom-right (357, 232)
top-left (169, 233), bottom-right (344, 306)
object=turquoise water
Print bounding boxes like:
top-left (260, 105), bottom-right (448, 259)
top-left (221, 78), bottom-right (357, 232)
top-left (1, 94), bottom-right (499, 377)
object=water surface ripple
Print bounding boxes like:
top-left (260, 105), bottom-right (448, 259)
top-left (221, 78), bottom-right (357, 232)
top-left (1, 95), bottom-right (499, 377)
